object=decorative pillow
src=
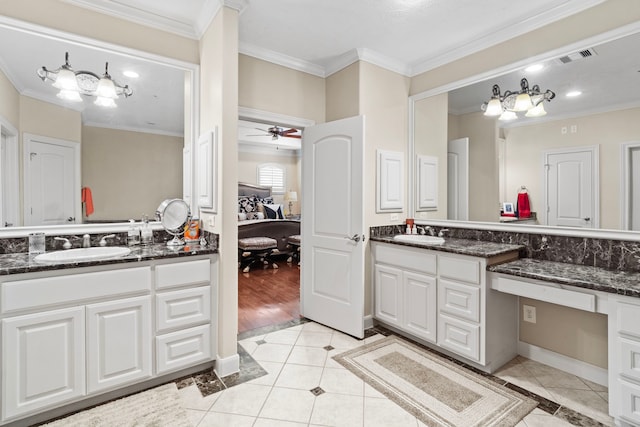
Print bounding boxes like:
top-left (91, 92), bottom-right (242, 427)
top-left (238, 212), bottom-right (247, 221)
top-left (263, 204), bottom-right (284, 219)
top-left (246, 211), bottom-right (264, 220)
top-left (238, 195), bottom-right (259, 213)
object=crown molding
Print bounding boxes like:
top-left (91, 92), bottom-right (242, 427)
top-left (239, 42), bottom-right (326, 77)
top-left (409, 0), bottom-right (605, 76)
top-left (82, 121), bottom-right (183, 137)
top-left (223, 0), bottom-right (249, 14)
top-left (238, 107), bottom-right (316, 129)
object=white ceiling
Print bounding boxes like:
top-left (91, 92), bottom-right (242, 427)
top-left (4, 0), bottom-right (637, 135)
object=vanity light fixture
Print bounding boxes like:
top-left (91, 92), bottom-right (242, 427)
top-left (37, 52), bottom-right (133, 107)
top-left (481, 78), bottom-right (555, 119)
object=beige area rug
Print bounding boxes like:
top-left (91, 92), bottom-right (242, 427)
top-left (43, 383), bottom-right (191, 427)
top-left (334, 336), bottom-right (537, 427)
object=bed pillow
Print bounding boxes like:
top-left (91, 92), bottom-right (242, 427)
top-left (263, 204), bottom-right (284, 219)
top-left (247, 212), bottom-right (264, 220)
top-left (238, 195), bottom-right (259, 213)
top-left (238, 212), bottom-right (247, 221)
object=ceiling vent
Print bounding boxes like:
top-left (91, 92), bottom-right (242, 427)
top-left (557, 48), bottom-right (597, 64)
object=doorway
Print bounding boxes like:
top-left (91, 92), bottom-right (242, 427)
top-left (0, 116), bottom-right (19, 227)
top-left (622, 142), bottom-right (640, 231)
top-left (447, 137), bottom-right (469, 221)
top-left (236, 110), bottom-right (313, 334)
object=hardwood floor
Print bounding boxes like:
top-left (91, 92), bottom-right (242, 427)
top-left (238, 260), bottom-right (301, 333)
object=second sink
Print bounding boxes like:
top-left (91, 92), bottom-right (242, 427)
top-left (393, 234), bottom-right (445, 245)
top-left (34, 246), bottom-right (132, 263)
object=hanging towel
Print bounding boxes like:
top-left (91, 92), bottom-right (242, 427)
top-left (517, 191), bottom-right (530, 219)
top-left (82, 187), bottom-right (94, 217)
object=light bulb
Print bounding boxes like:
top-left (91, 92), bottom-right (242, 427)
top-left (525, 103), bottom-right (547, 117)
top-left (95, 77), bottom-right (118, 99)
top-left (94, 96), bottom-right (117, 108)
top-left (56, 89), bottom-right (82, 102)
top-left (52, 68), bottom-right (79, 92)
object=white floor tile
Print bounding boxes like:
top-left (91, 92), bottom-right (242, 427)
top-left (296, 330), bottom-right (334, 347)
top-left (325, 349), bottom-right (348, 369)
top-left (253, 418), bottom-right (307, 427)
top-left (330, 332), bottom-right (363, 350)
top-left (546, 387), bottom-right (614, 426)
top-left (264, 329), bottom-right (301, 345)
top-left (364, 334), bottom-right (386, 345)
top-left (185, 409), bottom-right (207, 427)
top-left (275, 363), bottom-right (323, 390)
top-left (287, 345), bottom-right (329, 366)
top-left (209, 383), bottom-right (271, 417)
top-left (302, 322), bottom-right (335, 333)
top-left (251, 342), bottom-right (293, 363)
top-left (178, 384), bottom-right (220, 411)
top-left (320, 367), bottom-right (364, 396)
top-left (363, 396), bottom-right (419, 427)
top-left (364, 383), bottom-right (386, 398)
top-left (310, 392), bottom-right (364, 426)
top-left (249, 361), bottom-right (283, 386)
top-left (521, 410), bottom-right (573, 427)
top-left (197, 412), bottom-right (256, 427)
top-left (259, 387), bottom-right (315, 424)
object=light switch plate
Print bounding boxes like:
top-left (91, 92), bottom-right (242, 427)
top-left (523, 305), bottom-right (536, 323)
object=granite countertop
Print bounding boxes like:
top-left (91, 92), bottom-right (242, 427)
top-left (489, 258), bottom-right (640, 298)
top-left (0, 243), bottom-right (217, 276)
top-left (370, 235), bottom-right (524, 258)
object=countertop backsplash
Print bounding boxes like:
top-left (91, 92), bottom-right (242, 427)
top-left (370, 224), bottom-right (640, 273)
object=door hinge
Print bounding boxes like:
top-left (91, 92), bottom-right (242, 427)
top-left (30, 152), bottom-right (37, 160)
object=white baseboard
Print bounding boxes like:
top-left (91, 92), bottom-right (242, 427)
top-left (518, 341), bottom-right (608, 386)
top-left (364, 315), bottom-right (374, 330)
top-left (214, 353), bottom-right (240, 378)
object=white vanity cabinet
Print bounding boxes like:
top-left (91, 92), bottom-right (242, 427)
top-left (609, 295), bottom-right (640, 426)
top-left (372, 242), bottom-right (518, 372)
top-left (0, 255), bottom-right (217, 425)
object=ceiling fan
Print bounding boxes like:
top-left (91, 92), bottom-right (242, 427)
top-left (249, 126), bottom-right (301, 140)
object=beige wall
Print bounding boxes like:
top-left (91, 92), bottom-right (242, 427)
top-left (198, 7), bottom-right (239, 362)
top-left (239, 55), bottom-right (325, 124)
top-left (504, 107), bottom-right (640, 230)
top-left (0, 69), bottom-right (19, 127)
top-left (326, 63), bottom-right (360, 122)
top-left (455, 111), bottom-right (499, 222)
top-left (81, 126), bottom-right (182, 221)
top-left (520, 298), bottom-right (608, 368)
top-left (237, 150), bottom-right (301, 214)
top-left (0, 0), bottom-right (198, 64)
top-left (20, 96), bottom-right (81, 143)
top-left (414, 93), bottom-right (448, 220)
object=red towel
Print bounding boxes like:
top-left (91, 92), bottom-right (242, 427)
top-left (82, 187), bottom-right (94, 217)
top-left (517, 192), bottom-right (530, 218)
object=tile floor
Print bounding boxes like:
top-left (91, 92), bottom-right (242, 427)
top-left (177, 321), bottom-right (614, 427)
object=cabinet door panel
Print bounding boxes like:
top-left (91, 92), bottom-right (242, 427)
top-left (403, 271), bottom-right (436, 343)
top-left (374, 264), bottom-right (402, 327)
top-left (156, 286), bottom-right (211, 333)
top-left (438, 255), bottom-right (480, 285)
top-left (438, 279), bottom-right (480, 322)
top-left (86, 297), bottom-right (151, 393)
top-left (156, 324), bottom-right (211, 374)
top-left (2, 307), bottom-right (85, 420)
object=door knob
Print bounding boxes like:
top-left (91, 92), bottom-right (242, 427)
top-left (344, 234), bottom-right (364, 243)
top-left (583, 217), bottom-right (591, 221)
top-left (67, 216), bottom-right (75, 222)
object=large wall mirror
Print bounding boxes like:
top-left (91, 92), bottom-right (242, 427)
top-left (0, 17), bottom-right (198, 231)
top-left (409, 23), bottom-right (640, 234)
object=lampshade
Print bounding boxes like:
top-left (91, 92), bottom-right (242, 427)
top-left (94, 96), bottom-right (117, 108)
top-left (483, 98), bottom-right (503, 116)
top-left (285, 191), bottom-right (298, 202)
top-left (95, 75), bottom-right (118, 99)
top-left (52, 67), bottom-right (79, 92)
top-left (57, 89), bottom-right (82, 102)
top-left (525, 103), bottom-right (547, 117)
top-left (513, 93), bottom-right (533, 112)
top-left (498, 110), bottom-right (517, 121)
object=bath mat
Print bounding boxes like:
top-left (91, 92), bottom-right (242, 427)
top-left (43, 383), bottom-right (191, 427)
top-left (333, 336), bottom-right (537, 427)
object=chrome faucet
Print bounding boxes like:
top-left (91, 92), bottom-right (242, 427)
top-left (54, 237), bottom-right (72, 249)
top-left (438, 228), bottom-right (450, 238)
top-left (82, 234), bottom-right (91, 248)
top-left (99, 234), bottom-right (116, 247)
top-left (417, 226), bottom-right (435, 236)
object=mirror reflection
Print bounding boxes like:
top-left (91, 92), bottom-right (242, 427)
top-left (413, 29), bottom-right (640, 231)
top-left (0, 21), bottom-right (190, 227)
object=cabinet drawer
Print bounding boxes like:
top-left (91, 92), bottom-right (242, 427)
top-left (374, 243), bottom-right (436, 275)
top-left (155, 259), bottom-right (210, 289)
top-left (438, 279), bottom-right (480, 323)
top-left (156, 286), bottom-right (211, 333)
top-left (156, 324), bottom-right (211, 374)
top-left (2, 267), bottom-right (151, 313)
top-left (438, 255), bottom-right (480, 285)
top-left (619, 378), bottom-right (640, 425)
top-left (438, 314), bottom-right (480, 362)
top-left (616, 301), bottom-right (640, 338)
top-left (619, 338), bottom-right (640, 382)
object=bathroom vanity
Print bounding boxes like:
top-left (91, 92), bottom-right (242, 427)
top-left (0, 244), bottom-right (217, 425)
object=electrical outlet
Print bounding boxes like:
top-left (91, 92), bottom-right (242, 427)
top-left (571, 125), bottom-right (578, 133)
top-left (390, 213), bottom-right (399, 221)
top-left (561, 126), bottom-right (568, 135)
top-left (523, 305), bottom-right (537, 323)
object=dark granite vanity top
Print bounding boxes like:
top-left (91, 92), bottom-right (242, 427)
top-left (489, 258), bottom-right (640, 298)
top-left (370, 235), bottom-right (524, 258)
top-left (0, 243), bottom-right (218, 276)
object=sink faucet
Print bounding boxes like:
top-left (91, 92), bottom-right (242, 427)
top-left (54, 237), bottom-right (72, 249)
top-left (438, 228), bottom-right (450, 238)
top-left (82, 234), bottom-right (91, 248)
top-left (99, 234), bottom-right (116, 247)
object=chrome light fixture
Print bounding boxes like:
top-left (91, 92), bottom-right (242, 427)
top-left (37, 52), bottom-right (133, 107)
top-left (481, 78), bottom-right (554, 119)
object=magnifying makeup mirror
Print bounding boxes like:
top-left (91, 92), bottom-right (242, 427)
top-left (156, 199), bottom-right (191, 246)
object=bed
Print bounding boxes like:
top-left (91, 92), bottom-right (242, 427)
top-left (237, 182), bottom-right (300, 268)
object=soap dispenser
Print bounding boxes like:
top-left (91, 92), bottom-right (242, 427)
top-left (140, 215), bottom-right (153, 245)
top-left (127, 219), bottom-right (141, 246)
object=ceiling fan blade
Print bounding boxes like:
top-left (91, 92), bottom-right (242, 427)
top-left (283, 134), bottom-right (302, 139)
top-left (281, 128), bottom-right (298, 134)
top-left (254, 127), bottom-right (270, 132)
top-left (247, 134), bottom-right (271, 137)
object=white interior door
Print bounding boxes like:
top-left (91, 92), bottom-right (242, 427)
top-left (24, 134), bottom-right (80, 226)
top-left (622, 142), bottom-right (640, 231)
top-left (447, 137), bottom-right (469, 220)
top-left (301, 115), bottom-right (365, 338)
top-left (545, 147), bottom-right (598, 228)
top-left (1, 119), bottom-right (19, 227)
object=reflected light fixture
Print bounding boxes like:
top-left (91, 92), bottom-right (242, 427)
top-left (481, 78), bottom-right (555, 120)
top-left (37, 52), bottom-right (133, 107)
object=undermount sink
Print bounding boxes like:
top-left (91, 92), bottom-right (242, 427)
top-left (393, 234), bottom-right (445, 245)
top-left (34, 246), bottom-right (132, 263)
